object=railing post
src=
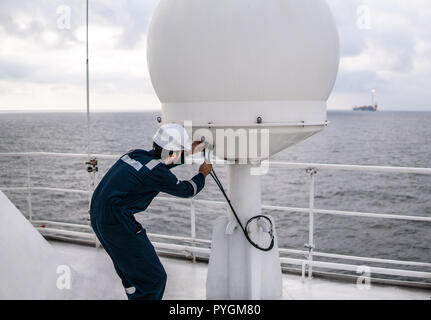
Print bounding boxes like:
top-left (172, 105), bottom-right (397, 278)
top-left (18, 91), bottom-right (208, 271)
top-left (26, 156), bottom-right (32, 222)
top-left (190, 198), bottom-right (196, 263)
top-left (305, 168), bottom-right (317, 279)
top-left (85, 158), bottom-right (98, 247)
top-left (301, 261), bottom-right (307, 282)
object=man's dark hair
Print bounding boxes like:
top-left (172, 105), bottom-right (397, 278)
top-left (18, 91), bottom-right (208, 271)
top-left (153, 142), bottom-right (174, 158)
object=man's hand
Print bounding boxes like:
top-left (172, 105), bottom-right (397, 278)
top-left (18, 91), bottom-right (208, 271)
top-left (191, 141), bottom-right (206, 155)
top-left (199, 162), bottom-right (213, 177)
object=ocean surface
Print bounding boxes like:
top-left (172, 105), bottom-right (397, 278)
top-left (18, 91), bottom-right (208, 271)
top-left (0, 111), bottom-right (430, 279)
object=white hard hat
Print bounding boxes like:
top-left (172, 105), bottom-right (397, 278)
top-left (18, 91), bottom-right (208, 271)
top-left (153, 123), bottom-right (192, 152)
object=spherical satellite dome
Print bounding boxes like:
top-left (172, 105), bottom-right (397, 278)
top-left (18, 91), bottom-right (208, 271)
top-left (147, 0), bottom-right (340, 160)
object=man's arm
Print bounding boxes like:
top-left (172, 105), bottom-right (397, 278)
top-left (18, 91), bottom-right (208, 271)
top-left (151, 162), bottom-right (212, 198)
top-left (168, 141), bottom-right (206, 169)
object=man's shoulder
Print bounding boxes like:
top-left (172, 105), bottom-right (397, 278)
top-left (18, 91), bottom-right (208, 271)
top-left (123, 149), bottom-right (166, 171)
top-left (128, 149), bottom-right (158, 162)
top-left (127, 149), bottom-right (149, 157)
top-left (147, 160), bottom-right (177, 182)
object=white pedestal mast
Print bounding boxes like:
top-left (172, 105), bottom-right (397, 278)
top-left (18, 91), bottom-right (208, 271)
top-left (147, 0), bottom-right (340, 299)
top-left (206, 164), bottom-right (282, 299)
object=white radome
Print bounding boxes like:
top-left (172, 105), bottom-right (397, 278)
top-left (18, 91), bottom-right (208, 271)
top-left (147, 0), bottom-right (340, 160)
top-left (147, 0), bottom-right (341, 300)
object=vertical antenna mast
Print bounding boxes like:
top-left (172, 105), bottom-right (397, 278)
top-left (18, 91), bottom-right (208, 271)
top-left (86, 0), bottom-right (91, 157)
top-left (85, 0), bottom-right (97, 216)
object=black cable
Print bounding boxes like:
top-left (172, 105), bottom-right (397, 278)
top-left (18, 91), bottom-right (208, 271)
top-left (209, 168), bottom-right (274, 252)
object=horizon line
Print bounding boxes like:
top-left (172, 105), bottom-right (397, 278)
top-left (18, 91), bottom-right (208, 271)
top-left (1, 108), bottom-right (431, 114)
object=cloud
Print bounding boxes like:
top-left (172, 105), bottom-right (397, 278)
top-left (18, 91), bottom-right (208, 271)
top-left (0, 0), bottom-right (430, 111)
top-left (333, 70), bottom-right (385, 93)
top-left (0, 59), bottom-right (31, 80)
top-left (0, 0), bottom-right (158, 110)
top-left (327, 0), bottom-right (431, 110)
top-left (0, 0), bottom-right (80, 48)
top-left (89, 0), bottom-right (158, 48)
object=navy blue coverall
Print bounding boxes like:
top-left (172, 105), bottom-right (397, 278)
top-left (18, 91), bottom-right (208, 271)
top-left (90, 149), bottom-right (205, 300)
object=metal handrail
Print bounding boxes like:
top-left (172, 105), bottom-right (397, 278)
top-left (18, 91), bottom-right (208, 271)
top-left (0, 152), bottom-right (118, 160)
top-left (3, 188), bottom-right (431, 222)
top-left (269, 161), bottom-right (431, 175)
top-left (31, 219), bottom-right (431, 268)
top-left (2, 151), bottom-right (431, 174)
top-left (0, 151), bottom-right (430, 283)
top-left (0, 152), bottom-right (431, 175)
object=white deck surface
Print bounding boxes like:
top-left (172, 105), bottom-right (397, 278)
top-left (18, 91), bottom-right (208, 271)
top-left (52, 241), bottom-right (430, 300)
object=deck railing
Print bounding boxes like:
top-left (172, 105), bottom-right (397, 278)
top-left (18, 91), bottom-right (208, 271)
top-left (1, 152), bottom-right (430, 286)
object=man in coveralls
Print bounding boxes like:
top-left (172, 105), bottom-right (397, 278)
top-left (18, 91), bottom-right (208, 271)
top-left (90, 123), bottom-right (213, 300)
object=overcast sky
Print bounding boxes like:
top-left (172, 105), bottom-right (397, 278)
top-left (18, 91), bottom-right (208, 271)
top-left (0, 0), bottom-right (430, 112)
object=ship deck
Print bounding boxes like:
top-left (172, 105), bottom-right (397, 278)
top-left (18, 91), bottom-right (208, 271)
top-left (52, 241), bottom-right (430, 300)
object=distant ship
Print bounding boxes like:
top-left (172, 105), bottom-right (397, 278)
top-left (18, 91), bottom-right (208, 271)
top-left (353, 89), bottom-right (378, 111)
top-left (353, 104), bottom-right (378, 112)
